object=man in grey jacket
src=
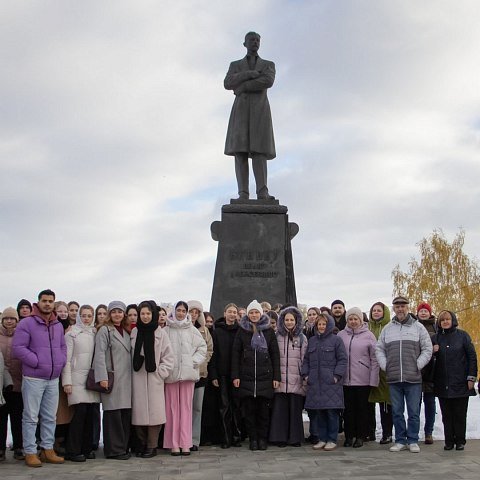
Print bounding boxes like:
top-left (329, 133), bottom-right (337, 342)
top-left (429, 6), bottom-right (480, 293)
top-left (376, 296), bottom-right (432, 453)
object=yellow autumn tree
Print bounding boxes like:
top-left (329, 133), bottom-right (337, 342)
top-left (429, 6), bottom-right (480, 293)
top-left (392, 229), bottom-right (480, 353)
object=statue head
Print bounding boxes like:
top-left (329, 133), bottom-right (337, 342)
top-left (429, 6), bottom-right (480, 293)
top-left (244, 32), bottom-right (261, 54)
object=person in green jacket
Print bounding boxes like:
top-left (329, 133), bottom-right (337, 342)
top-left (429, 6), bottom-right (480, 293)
top-left (368, 302), bottom-right (392, 444)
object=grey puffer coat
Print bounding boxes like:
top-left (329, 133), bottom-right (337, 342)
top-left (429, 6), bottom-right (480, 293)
top-left (301, 315), bottom-right (347, 410)
top-left (376, 313), bottom-right (432, 384)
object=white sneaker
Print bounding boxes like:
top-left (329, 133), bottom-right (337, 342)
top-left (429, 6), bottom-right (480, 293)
top-left (312, 441), bottom-right (326, 450)
top-left (323, 442), bottom-right (337, 451)
top-left (409, 443), bottom-right (420, 453)
top-left (389, 443), bottom-right (408, 452)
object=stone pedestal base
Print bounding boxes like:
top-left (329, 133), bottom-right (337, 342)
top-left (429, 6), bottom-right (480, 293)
top-left (209, 199), bottom-right (298, 319)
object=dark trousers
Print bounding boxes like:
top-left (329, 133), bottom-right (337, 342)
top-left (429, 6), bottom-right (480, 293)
top-left (0, 390), bottom-right (23, 450)
top-left (241, 396), bottom-right (270, 441)
top-left (102, 409), bottom-right (131, 458)
top-left (66, 403), bottom-right (95, 456)
top-left (217, 377), bottom-right (242, 446)
top-left (135, 425), bottom-right (161, 449)
top-left (200, 380), bottom-right (221, 445)
top-left (438, 397), bottom-right (469, 446)
top-left (92, 403), bottom-right (101, 450)
top-left (367, 401), bottom-right (376, 439)
top-left (379, 402), bottom-right (393, 437)
top-left (268, 393), bottom-right (305, 445)
top-left (343, 386), bottom-right (371, 440)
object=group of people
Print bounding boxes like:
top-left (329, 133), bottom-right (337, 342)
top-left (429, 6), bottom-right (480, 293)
top-left (0, 291), bottom-right (478, 468)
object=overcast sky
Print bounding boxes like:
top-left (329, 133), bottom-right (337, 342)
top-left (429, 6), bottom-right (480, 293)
top-left (1, 0), bottom-right (479, 313)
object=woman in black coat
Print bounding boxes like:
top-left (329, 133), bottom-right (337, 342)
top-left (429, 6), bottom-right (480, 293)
top-left (231, 300), bottom-right (281, 451)
top-left (433, 310), bottom-right (477, 451)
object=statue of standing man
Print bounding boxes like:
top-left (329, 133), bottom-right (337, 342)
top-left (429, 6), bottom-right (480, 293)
top-left (224, 32), bottom-right (276, 201)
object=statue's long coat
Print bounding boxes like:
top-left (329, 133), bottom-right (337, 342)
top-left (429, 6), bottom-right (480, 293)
top-left (224, 56), bottom-right (276, 159)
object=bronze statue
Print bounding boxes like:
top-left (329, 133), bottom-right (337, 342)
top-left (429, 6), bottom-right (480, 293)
top-left (224, 32), bottom-right (276, 200)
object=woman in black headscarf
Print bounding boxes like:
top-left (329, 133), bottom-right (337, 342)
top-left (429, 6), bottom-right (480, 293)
top-left (131, 301), bottom-right (174, 458)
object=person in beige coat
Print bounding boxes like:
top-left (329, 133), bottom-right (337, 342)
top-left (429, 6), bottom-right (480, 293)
top-left (62, 305), bottom-right (100, 462)
top-left (131, 301), bottom-right (174, 458)
top-left (94, 301), bottom-right (132, 460)
top-left (188, 300), bottom-right (213, 451)
top-left (164, 301), bottom-right (207, 456)
top-left (0, 307), bottom-right (23, 461)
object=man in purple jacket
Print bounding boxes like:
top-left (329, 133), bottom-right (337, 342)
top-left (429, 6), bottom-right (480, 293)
top-left (13, 289), bottom-right (67, 467)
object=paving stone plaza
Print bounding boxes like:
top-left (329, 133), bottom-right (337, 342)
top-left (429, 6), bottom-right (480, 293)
top-left (1, 441), bottom-right (479, 480)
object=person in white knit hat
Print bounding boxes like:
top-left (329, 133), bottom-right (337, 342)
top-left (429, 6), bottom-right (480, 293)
top-left (231, 300), bottom-right (281, 451)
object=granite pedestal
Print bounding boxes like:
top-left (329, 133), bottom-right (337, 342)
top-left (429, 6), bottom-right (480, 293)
top-left (209, 199), bottom-right (299, 318)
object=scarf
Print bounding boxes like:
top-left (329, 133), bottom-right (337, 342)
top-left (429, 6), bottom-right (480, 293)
top-left (133, 300), bottom-right (159, 373)
top-left (239, 314), bottom-right (271, 353)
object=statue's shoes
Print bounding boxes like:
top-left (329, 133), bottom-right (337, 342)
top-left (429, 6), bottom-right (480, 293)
top-left (257, 193), bottom-right (275, 200)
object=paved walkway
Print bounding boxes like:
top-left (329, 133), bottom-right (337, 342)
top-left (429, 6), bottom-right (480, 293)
top-left (1, 440), bottom-right (480, 480)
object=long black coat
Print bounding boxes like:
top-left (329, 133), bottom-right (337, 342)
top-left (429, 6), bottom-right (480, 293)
top-left (433, 312), bottom-right (477, 398)
top-left (209, 317), bottom-right (239, 380)
top-left (231, 316), bottom-right (281, 399)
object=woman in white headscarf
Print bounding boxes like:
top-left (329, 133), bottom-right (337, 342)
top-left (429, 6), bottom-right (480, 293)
top-left (62, 305), bottom-right (100, 462)
top-left (163, 301), bottom-right (207, 456)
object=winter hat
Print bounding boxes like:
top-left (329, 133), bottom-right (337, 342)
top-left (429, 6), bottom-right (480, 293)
top-left (1, 307), bottom-right (19, 324)
top-left (392, 296), bottom-right (409, 305)
top-left (346, 307), bottom-right (363, 321)
top-left (331, 299), bottom-right (345, 308)
top-left (417, 302), bottom-right (432, 315)
top-left (108, 300), bottom-right (126, 312)
top-left (247, 300), bottom-right (263, 315)
top-left (188, 300), bottom-right (204, 313)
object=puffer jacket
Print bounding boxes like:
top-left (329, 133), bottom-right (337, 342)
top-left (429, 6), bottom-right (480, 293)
top-left (433, 311), bottom-right (478, 398)
top-left (376, 313), bottom-right (432, 384)
top-left (231, 314), bottom-right (281, 399)
top-left (275, 307), bottom-right (307, 396)
top-left (12, 304), bottom-right (67, 380)
top-left (338, 323), bottom-right (379, 387)
top-left (62, 323), bottom-right (100, 405)
top-left (0, 325), bottom-right (22, 392)
top-left (164, 314), bottom-right (207, 383)
top-left (301, 315), bottom-right (347, 409)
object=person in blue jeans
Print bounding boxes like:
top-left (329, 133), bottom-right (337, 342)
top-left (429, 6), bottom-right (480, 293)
top-left (376, 296), bottom-right (433, 453)
top-left (301, 313), bottom-right (347, 451)
top-left (12, 289), bottom-right (67, 467)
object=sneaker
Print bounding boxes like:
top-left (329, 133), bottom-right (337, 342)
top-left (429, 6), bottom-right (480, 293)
top-left (323, 442), bottom-right (337, 451)
top-left (389, 443), bottom-right (408, 452)
top-left (424, 434), bottom-right (433, 445)
top-left (312, 441), bottom-right (326, 450)
top-left (380, 435), bottom-right (392, 444)
top-left (409, 443), bottom-right (420, 453)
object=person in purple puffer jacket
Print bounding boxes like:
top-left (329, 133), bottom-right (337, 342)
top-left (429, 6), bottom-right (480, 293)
top-left (13, 289), bottom-right (67, 468)
top-left (338, 307), bottom-right (379, 448)
top-left (268, 306), bottom-right (307, 447)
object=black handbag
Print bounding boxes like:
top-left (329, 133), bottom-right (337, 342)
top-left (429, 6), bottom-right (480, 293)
top-left (86, 329), bottom-right (114, 394)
